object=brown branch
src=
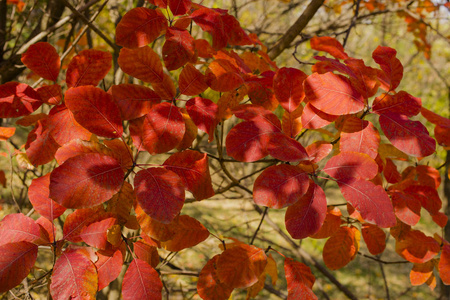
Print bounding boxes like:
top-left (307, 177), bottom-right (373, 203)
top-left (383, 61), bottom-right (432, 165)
top-left (268, 0), bottom-right (325, 60)
top-left (342, 0), bottom-right (362, 48)
top-left (357, 251), bottom-right (409, 264)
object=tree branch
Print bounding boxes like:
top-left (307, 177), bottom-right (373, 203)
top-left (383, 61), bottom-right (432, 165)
top-left (268, 0), bottom-right (325, 60)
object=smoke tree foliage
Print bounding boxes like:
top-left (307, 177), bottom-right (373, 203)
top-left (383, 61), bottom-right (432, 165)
top-left (0, 0), bottom-right (450, 299)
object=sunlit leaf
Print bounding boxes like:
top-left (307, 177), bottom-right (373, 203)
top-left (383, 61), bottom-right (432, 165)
top-left (310, 36), bottom-right (348, 60)
top-left (305, 141), bottom-right (332, 164)
top-left (395, 230), bottom-right (440, 264)
top-left (65, 86), bottom-right (123, 138)
top-left (410, 260), bottom-right (435, 286)
top-left (391, 191), bottom-right (421, 226)
top-left (186, 97), bottom-right (219, 140)
top-left (135, 205), bottom-right (176, 242)
top-left (372, 46), bottom-right (403, 90)
top-left (304, 72), bottom-right (364, 115)
top-left (50, 153), bottom-right (124, 208)
top-left (118, 46), bottom-right (164, 83)
top-left (161, 215), bottom-right (209, 251)
top-left (439, 245), bottom-right (450, 285)
top-left (0, 213), bottom-right (48, 246)
top-left (63, 206), bottom-right (107, 242)
top-left (80, 217), bottom-right (117, 249)
top-left (50, 249), bottom-right (98, 299)
top-left (301, 102), bottom-right (338, 129)
top-left (0, 82), bottom-right (42, 118)
top-left (282, 105), bottom-right (303, 138)
top-left (338, 178), bottom-right (396, 228)
top-left (163, 150), bottom-right (214, 200)
top-left (36, 84), bottom-right (62, 105)
top-left (96, 249), bottom-right (123, 291)
top-left (373, 91), bottom-right (421, 117)
top-left (134, 167), bottom-right (185, 224)
top-left (25, 119), bottom-right (59, 166)
top-left (110, 84), bottom-right (161, 120)
top-left (122, 259), bottom-right (162, 300)
top-left (190, 7), bottom-right (226, 49)
top-left (29, 173), bottom-right (66, 220)
top-left (141, 102), bottom-right (185, 154)
top-left (21, 42), bottom-right (60, 81)
top-left (323, 152), bottom-right (378, 180)
top-left (0, 242), bottom-right (38, 293)
top-left (66, 49), bottom-right (112, 88)
top-left (273, 67), bottom-right (307, 113)
top-left (116, 7), bottom-right (167, 49)
top-left (340, 117), bottom-right (380, 159)
top-left (361, 224), bottom-right (386, 255)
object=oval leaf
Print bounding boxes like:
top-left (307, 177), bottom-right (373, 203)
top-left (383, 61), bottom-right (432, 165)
top-left (197, 255), bottom-right (234, 300)
top-left (273, 67), bottom-right (307, 113)
top-left (253, 164), bottom-right (310, 209)
top-left (50, 153), bottom-right (124, 208)
top-left (66, 49), bottom-right (112, 88)
top-left (118, 46), bottom-right (164, 83)
top-left (134, 168), bottom-right (185, 224)
top-left (0, 82), bottom-right (42, 118)
top-left (323, 226), bottom-right (360, 270)
top-left (160, 215), bottom-right (209, 252)
top-left (21, 42), bottom-right (60, 81)
top-left (28, 173), bottom-right (66, 220)
top-left (323, 152), bottom-right (378, 180)
top-left (284, 257), bottom-right (317, 300)
top-left (110, 84), bottom-right (161, 120)
top-left (179, 63), bottom-right (208, 96)
top-left (122, 259), bottom-right (162, 300)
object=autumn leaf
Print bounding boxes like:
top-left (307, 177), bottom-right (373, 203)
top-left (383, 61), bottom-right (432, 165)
top-left (28, 173), bottom-right (66, 220)
top-left (273, 67), bottom-right (307, 113)
top-left (284, 257), bottom-right (317, 299)
top-left (66, 49), bottom-right (112, 88)
top-left (197, 255), bottom-right (234, 300)
top-left (323, 226), bottom-right (360, 270)
top-left (310, 36), bottom-right (348, 60)
top-left (21, 42), bottom-right (60, 81)
top-left (372, 46), bottom-right (403, 91)
top-left (0, 82), bottom-right (42, 118)
top-left (160, 215), bottom-right (209, 251)
top-left (110, 84), bottom-right (161, 120)
top-left (122, 259), bottom-right (162, 300)
top-left (96, 249), bottom-right (123, 291)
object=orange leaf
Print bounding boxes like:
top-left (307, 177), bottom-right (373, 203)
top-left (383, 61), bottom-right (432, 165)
top-left (118, 46), bottom-right (164, 83)
top-left (50, 249), bottom-right (98, 299)
top-left (197, 255), bottom-right (234, 300)
top-left (310, 36), bottom-right (348, 60)
top-left (21, 42), bottom-right (60, 81)
top-left (134, 241), bottom-right (160, 268)
top-left (179, 63), bottom-right (209, 96)
top-left (116, 7), bottom-right (167, 49)
top-left (282, 106), bottom-right (303, 138)
top-left (284, 257), bottom-right (317, 299)
top-left (391, 191), bottom-right (421, 226)
top-left (395, 230), bottom-right (440, 263)
top-left (439, 245), bottom-right (450, 285)
top-left (361, 224), bottom-right (386, 255)
top-left (66, 49), bottom-right (112, 88)
top-left (305, 141), bottom-right (332, 164)
top-left (122, 259), bottom-right (162, 300)
top-left (0, 242), bottom-right (38, 293)
top-left (36, 84), bottom-right (62, 105)
top-left (310, 206), bottom-right (342, 239)
top-left (0, 127), bottom-right (15, 141)
top-left (161, 215), bottom-right (209, 252)
top-left (136, 205), bottom-right (176, 242)
top-left (106, 182), bottom-right (135, 225)
top-left (216, 244), bottom-right (267, 288)
top-left (410, 260), bottom-right (435, 286)
top-left (323, 226), bottom-right (360, 270)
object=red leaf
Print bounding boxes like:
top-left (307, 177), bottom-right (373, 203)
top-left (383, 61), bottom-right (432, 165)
top-left (179, 63), bottom-right (208, 96)
top-left (253, 164), bottom-right (309, 209)
top-left (361, 224), bottom-right (386, 255)
top-left (80, 217), bottom-right (117, 249)
top-left (310, 36), bottom-right (348, 60)
top-left (65, 86), bottom-right (123, 138)
top-left (28, 173), bottom-right (66, 220)
top-left (391, 191), bottom-right (421, 226)
top-left (116, 7), bottom-right (167, 49)
top-left (222, 14), bottom-right (252, 46)
top-left (96, 249), bottom-right (123, 291)
top-left (190, 7), bottom-right (227, 49)
top-left (285, 181), bottom-right (327, 239)
top-left (379, 112), bottom-right (435, 157)
top-left (163, 27), bottom-right (196, 70)
top-left (273, 67), bottom-right (307, 113)
top-left (197, 255), bottom-right (234, 300)
top-left (110, 84), bottom-right (161, 120)
top-left (160, 215), bottom-right (209, 252)
top-left (50, 249), bottom-right (98, 299)
top-left (134, 167), bottom-right (185, 224)
top-left (122, 259), bottom-right (162, 300)
top-left (284, 257), bottom-right (317, 300)
top-left (141, 102), bottom-right (185, 154)
top-left (0, 82), bottom-right (42, 118)
top-left (62, 206), bottom-right (106, 242)
top-left (169, 0), bottom-right (191, 15)
top-left (0, 242), bottom-right (38, 293)
top-left (301, 102), bottom-right (338, 129)
top-left (344, 58), bottom-right (380, 99)
top-left (373, 91), bottom-right (421, 117)
top-left (410, 260), bottom-right (435, 286)
top-left (36, 84), bottom-right (62, 105)
top-left (395, 230), bottom-right (440, 263)
top-left (337, 178), bottom-right (396, 228)
top-left (267, 133), bottom-right (309, 162)
top-left (152, 73), bottom-right (177, 99)
top-left (21, 42), bottom-right (60, 81)
top-left (323, 226), bottom-right (360, 270)
top-left (186, 97), bottom-right (219, 140)
top-left (216, 244), bottom-right (267, 288)
top-left (310, 207), bottom-right (342, 239)
top-left (340, 117), bottom-right (380, 159)
top-left (177, 107), bottom-right (198, 150)
top-left (0, 213), bottom-right (48, 246)
top-left (54, 139), bottom-right (114, 165)
top-left (372, 46), bottom-right (403, 90)
top-left (206, 60), bottom-right (244, 92)
top-left (118, 46), bottom-right (164, 83)
top-left (304, 72), bottom-right (364, 115)
top-left (25, 119), bottom-right (60, 166)
top-left (421, 107), bottom-right (450, 127)
top-left (323, 152), bottom-right (378, 180)
top-left (404, 185), bottom-right (442, 215)
top-left (134, 241), bottom-right (159, 268)
top-left (66, 49), bottom-right (112, 88)
top-left (306, 141), bottom-right (333, 164)
top-left (439, 245), bottom-right (450, 285)
top-left (50, 153), bottom-right (124, 208)
top-left (47, 104), bottom-right (92, 146)
top-left (383, 158), bottom-right (401, 183)
top-left (163, 150), bottom-right (214, 201)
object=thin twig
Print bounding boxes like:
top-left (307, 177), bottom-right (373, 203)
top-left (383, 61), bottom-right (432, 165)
top-left (250, 207), bottom-right (268, 245)
top-left (357, 251), bottom-right (409, 264)
top-left (342, 0), bottom-right (362, 48)
top-left (379, 262), bottom-right (390, 300)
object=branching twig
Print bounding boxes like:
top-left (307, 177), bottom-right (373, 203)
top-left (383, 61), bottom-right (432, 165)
top-left (342, 0), bottom-right (362, 48)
